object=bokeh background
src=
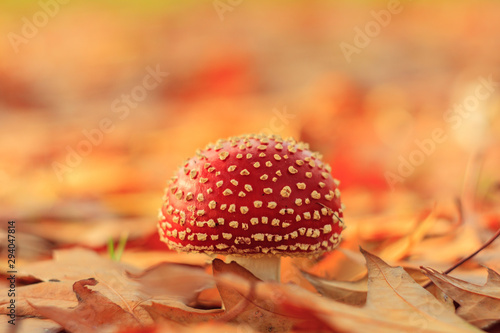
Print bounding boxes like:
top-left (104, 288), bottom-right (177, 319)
top-left (1, 0), bottom-right (500, 261)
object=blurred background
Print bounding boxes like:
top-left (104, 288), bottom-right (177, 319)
top-left (1, 0), bottom-right (499, 260)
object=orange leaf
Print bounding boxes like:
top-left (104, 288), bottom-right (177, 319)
top-left (31, 278), bottom-right (147, 333)
top-left (422, 266), bottom-right (500, 329)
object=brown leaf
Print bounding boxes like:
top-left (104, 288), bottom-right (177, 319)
top-left (27, 218), bottom-right (155, 248)
top-left (31, 278), bottom-right (146, 333)
top-left (402, 265), bottom-right (456, 309)
top-left (196, 286), bottom-right (223, 309)
top-left (17, 248), bottom-right (142, 282)
top-left (301, 271), bottom-right (367, 306)
top-left (0, 281), bottom-right (77, 317)
top-left (142, 299), bottom-right (224, 324)
top-left (422, 266), bottom-right (500, 329)
top-left (17, 248), bottom-right (152, 322)
top-left (361, 249), bottom-right (477, 332)
top-left (120, 250), bottom-right (210, 269)
top-left (309, 246), bottom-right (367, 282)
top-left (280, 257), bottom-right (319, 293)
top-left (216, 250), bottom-right (483, 333)
top-left (212, 259), bottom-right (297, 333)
top-left (127, 262), bottom-right (213, 305)
top-left (12, 248), bottom-right (218, 330)
top-left (302, 262), bottom-right (455, 309)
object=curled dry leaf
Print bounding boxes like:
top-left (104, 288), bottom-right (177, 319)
top-left (142, 299), bottom-right (224, 324)
top-left (301, 263), bottom-right (454, 310)
top-left (127, 262), bottom-right (214, 305)
top-left (15, 248), bottom-right (153, 328)
top-left (422, 266), bottom-right (500, 329)
top-left (8, 248), bottom-right (219, 332)
top-left (215, 250), bottom-right (483, 333)
top-left (360, 248), bottom-right (477, 333)
top-left (31, 278), bottom-right (148, 333)
top-left (196, 286), bottom-right (223, 309)
top-left (16, 248), bottom-right (143, 282)
top-left (0, 281), bottom-right (76, 317)
top-left (212, 259), bottom-right (298, 333)
top-left (301, 271), bottom-right (367, 306)
top-left (280, 257), bottom-right (318, 293)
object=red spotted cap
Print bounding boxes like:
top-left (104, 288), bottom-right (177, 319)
top-left (158, 134), bottom-right (345, 257)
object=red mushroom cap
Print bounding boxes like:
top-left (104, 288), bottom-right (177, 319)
top-left (158, 134), bottom-right (345, 257)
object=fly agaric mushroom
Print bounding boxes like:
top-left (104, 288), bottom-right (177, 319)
top-left (158, 134), bottom-right (345, 281)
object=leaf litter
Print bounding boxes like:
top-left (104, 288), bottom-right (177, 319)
top-left (4, 238), bottom-right (500, 333)
top-left (3, 170), bottom-right (500, 333)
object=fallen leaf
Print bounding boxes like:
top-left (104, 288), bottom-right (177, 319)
top-left (302, 271), bottom-right (367, 306)
top-left (361, 249), bottom-right (475, 332)
top-left (309, 245), bottom-right (367, 282)
top-left (280, 257), bottom-right (318, 293)
top-left (127, 262), bottom-right (214, 305)
top-left (17, 248), bottom-right (153, 325)
top-left (17, 248), bottom-right (142, 282)
top-left (0, 281), bottom-right (77, 317)
top-left (142, 299), bottom-right (224, 324)
top-left (302, 263), bottom-right (456, 310)
top-left (31, 278), bottom-right (147, 333)
top-left (196, 286), bottom-right (223, 309)
top-left (212, 259), bottom-right (297, 333)
top-left (120, 250), bottom-right (210, 268)
top-left (27, 218), bottom-right (155, 248)
top-left (422, 266), bottom-right (500, 329)
top-left (378, 208), bottom-right (434, 261)
top-left (216, 250), bottom-right (483, 333)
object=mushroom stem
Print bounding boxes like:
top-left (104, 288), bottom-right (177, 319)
top-left (225, 255), bottom-right (281, 281)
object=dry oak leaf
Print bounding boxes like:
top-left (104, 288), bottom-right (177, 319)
top-left (422, 266), bottom-right (500, 329)
top-left (0, 280), bottom-right (76, 317)
top-left (16, 247), bottom-right (143, 282)
top-left (301, 271), bottom-right (367, 306)
top-left (212, 259), bottom-right (300, 333)
top-left (139, 258), bottom-right (297, 332)
top-left (16, 248), bottom-right (153, 324)
top-left (31, 278), bottom-right (145, 333)
top-left (142, 299), bottom-right (224, 325)
top-left (12, 248), bottom-right (216, 330)
top-left (127, 261), bottom-right (214, 305)
top-left (360, 248), bottom-right (477, 333)
top-left (217, 250), bottom-right (483, 333)
top-left (302, 264), bottom-right (455, 311)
